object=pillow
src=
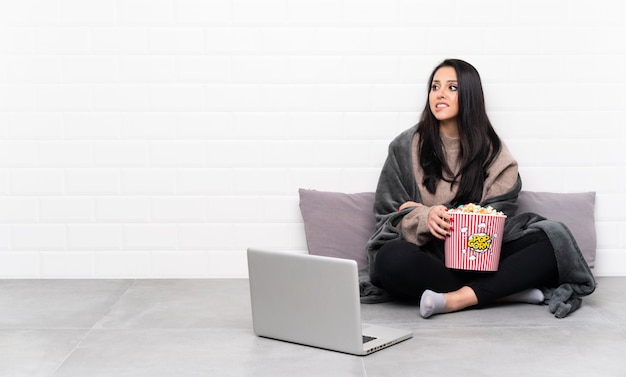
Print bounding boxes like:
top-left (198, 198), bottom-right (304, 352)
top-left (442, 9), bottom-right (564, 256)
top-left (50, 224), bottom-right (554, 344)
top-left (298, 189), bottom-right (375, 268)
top-left (298, 188), bottom-right (597, 270)
top-left (516, 191), bottom-right (596, 268)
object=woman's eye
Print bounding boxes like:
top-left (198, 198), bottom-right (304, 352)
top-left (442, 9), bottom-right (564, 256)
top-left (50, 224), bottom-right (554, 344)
top-left (449, 85), bottom-right (458, 91)
top-left (431, 84), bottom-right (440, 91)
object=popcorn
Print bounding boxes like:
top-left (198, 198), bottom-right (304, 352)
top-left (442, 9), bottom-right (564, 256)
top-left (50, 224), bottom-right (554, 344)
top-left (445, 203), bottom-right (506, 271)
top-left (449, 203), bottom-right (505, 216)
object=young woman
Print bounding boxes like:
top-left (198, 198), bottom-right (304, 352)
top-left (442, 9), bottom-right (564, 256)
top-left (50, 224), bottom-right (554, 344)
top-left (360, 59), bottom-right (595, 318)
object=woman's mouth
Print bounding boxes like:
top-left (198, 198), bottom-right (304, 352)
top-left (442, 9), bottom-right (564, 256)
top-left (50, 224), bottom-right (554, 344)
top-left (435, 103), bottom-right (448, 111)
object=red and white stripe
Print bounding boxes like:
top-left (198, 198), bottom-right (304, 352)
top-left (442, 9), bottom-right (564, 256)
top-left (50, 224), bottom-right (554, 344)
top-left (444, 212), bottom-right (506, 271)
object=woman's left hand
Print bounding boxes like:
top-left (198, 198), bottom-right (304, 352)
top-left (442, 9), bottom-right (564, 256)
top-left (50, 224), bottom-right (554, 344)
top-left (427, 205), bottom-right (452, 240)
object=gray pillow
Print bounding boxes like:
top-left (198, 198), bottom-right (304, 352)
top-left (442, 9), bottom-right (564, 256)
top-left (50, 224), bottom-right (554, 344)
top-left (516, 191), bottom-right (596, 268)
top-left (299, 189), bottom-right (597, 269)
top-left (298, 189), bottom-right (375, 268)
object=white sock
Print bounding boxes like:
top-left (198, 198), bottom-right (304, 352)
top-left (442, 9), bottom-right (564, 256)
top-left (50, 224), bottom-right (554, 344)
top-left (419, 289), bottom-right (446, 318)
top-left (505, 288), bottom-right (544, 304)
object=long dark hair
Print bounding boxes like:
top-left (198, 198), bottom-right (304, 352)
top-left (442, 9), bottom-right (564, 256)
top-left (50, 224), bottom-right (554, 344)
top-left (417, 59), bottom-right (502, 206)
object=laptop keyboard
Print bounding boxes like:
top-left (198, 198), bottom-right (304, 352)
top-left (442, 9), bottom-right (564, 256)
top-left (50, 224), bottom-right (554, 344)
top-left (363, 335), bottom-right (377, 344)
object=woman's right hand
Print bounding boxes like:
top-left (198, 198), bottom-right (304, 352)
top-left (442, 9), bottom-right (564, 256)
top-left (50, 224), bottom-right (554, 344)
top-left (398, 201), bottom-right (422, 211)
top-left (428, 205), bottom-right (452, 240)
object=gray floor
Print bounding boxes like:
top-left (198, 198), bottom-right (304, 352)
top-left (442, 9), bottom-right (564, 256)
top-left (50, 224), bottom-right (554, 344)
top-left (1, 277), bottom-right (625, 377)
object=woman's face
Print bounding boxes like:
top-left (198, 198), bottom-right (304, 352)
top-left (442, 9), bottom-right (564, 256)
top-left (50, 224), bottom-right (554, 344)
top-left (429, 66), bottom-right (459, 125)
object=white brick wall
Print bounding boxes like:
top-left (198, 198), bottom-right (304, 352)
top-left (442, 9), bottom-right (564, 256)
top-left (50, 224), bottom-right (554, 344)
top-left (0, 0), bottom-right (625, 278)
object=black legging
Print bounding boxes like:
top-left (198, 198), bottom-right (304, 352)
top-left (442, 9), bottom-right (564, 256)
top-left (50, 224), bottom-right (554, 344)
top-left (374, 230), bottom-right (559, 304)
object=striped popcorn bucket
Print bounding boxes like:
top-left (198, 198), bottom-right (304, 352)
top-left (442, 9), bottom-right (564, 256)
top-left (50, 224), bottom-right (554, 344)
top-left (444, 212), bottom-right (506, 271)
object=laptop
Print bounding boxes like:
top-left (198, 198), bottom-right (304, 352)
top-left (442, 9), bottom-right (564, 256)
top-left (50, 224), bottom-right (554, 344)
top-left (247, 248), bottom-right (413, 356)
